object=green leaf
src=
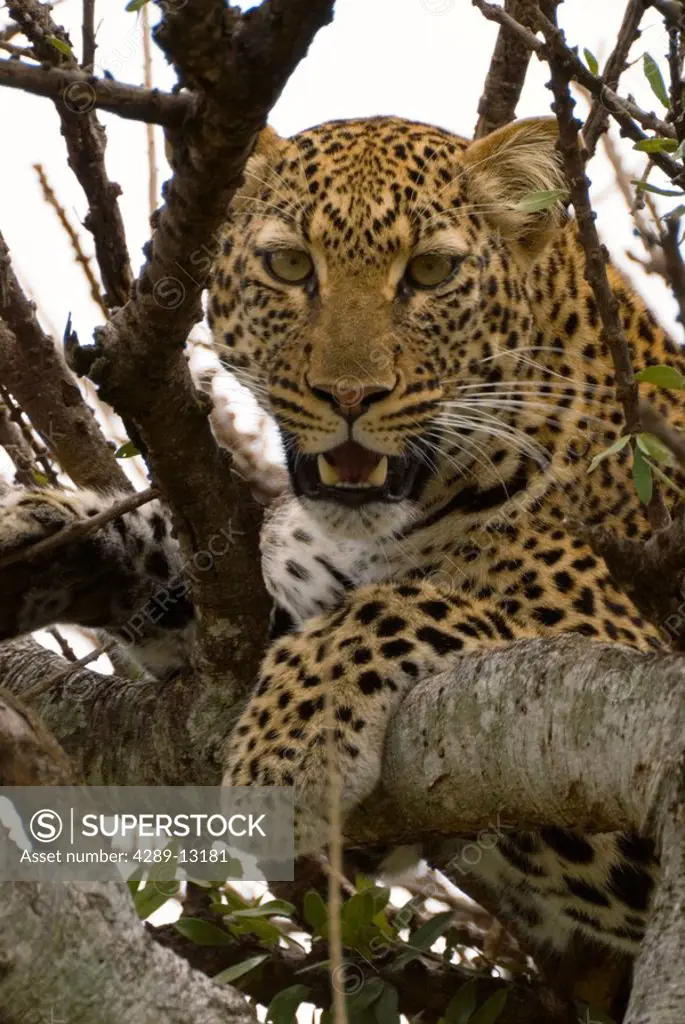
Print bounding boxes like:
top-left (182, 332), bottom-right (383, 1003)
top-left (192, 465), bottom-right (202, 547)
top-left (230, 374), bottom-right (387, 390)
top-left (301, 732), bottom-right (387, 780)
top-left (303, 890), bottom-right (328, 932)
top-left (342, 890), bottom-right (378, 935)
top-left (46, 35), bottom-right (74, 57)
top-left (347, 977), bottom-right (386, 1014)
top-left (393, 910), bottom-right (454, 968)
top-left (643, 53), bottom-right (670, 107)
top-left (470, 989), bottom-right (508, 1024)
top-left (445, 979), bottom-right (478, 1024)
top-left (266, 985), bottom-right (310, 1024)
top-left (587, 434), bottom-right (630, 473)
top-left (230, 899), bottom-right (295, 919)
top-left (633, 444), bottom-right (654, 504)
top-left (368, 886), bottom-right (391, 915)
top-left (225, 915), bottom-right (283, 947)
top-left (133, 885), bottom-right (171, 921)
top-left (174, 918), bottom-right (233, 946)
top-left (632, 180), bottom-right (684, 197)
top-left (636, 432), bottom-right (675, 466)
top-left (409, 911), bottom-right (455, 950)
top-left (115, 440), bottom-right (141, 458)
top-left (214, 954), bottom-right (268, 985)
top-left (513, 188), bottom-right (568, 213)
top-left (374, 982), bottom-right (400, 1024)
top-left (633, 137), bottom-right (678, 153)
top-left (635, 363), bottom-right (685, 389)
top-left (126, 0), bottom-right (150, 9)
top-left (583, 48), bottom-right (599, 75)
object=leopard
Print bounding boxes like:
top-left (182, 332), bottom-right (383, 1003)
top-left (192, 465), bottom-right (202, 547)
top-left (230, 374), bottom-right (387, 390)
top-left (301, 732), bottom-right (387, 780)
top-left (1, 114), bottom-right (684, 965)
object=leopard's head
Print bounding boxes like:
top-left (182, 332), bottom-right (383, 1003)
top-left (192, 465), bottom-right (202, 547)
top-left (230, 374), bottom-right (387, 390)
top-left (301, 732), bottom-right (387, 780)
top-left (210, 115), bottom-right (566, 539)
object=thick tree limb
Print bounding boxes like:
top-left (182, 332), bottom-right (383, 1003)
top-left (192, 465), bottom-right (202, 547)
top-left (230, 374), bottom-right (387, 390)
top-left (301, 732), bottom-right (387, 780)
top-left (2, 634), bottom-right (681, 840)
top-left (64, 0), bottom-right (334, 693)
top-left (0, 231), bottom-right (129, 493)
top-left (627, 770), bottom-right (685, 1024)
top-left (2, 633), bottom-right (684, 1022)
top-left (0, 57), bottom-right (193, 126)
top-left (474, 0), bottom-right (558, 139)
top-left (8, 633), bottom-right (677, 1022)
top-left (0, 875), bottom-right (257, 1024)
top-left (0, 679), bottom-right (256, 1024)
top-left (0, 684), bottom-right (74, 785)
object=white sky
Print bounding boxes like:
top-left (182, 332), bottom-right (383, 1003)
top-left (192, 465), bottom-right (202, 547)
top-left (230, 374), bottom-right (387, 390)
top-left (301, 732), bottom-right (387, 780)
top-left (1, 0), bottom-right (682, 348)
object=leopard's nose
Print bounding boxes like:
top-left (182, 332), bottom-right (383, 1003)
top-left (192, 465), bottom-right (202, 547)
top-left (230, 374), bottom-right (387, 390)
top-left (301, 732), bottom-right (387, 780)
top-left (307, 378), bottom-right (396, 420)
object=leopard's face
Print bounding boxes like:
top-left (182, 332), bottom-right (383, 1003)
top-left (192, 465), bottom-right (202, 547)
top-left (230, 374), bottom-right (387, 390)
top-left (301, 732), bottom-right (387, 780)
top-left (210, 116), bottom-right (566, 540)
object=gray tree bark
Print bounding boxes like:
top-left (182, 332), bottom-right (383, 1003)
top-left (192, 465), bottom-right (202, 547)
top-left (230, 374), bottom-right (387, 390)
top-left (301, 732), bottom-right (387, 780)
top-left (2, 633), bottom-right (684, 1024)
top-left (0, 873), bottom-right (257, 1024)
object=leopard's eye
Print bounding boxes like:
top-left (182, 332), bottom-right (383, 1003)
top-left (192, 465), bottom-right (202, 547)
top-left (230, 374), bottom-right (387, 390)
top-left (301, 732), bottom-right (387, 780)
top-left (406, 252), bottom-right (458, 289)
top-left (264, 248), bottom-right (314, 284)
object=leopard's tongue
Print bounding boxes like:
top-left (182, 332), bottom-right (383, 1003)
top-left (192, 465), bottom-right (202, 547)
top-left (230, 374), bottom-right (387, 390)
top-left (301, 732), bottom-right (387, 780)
top-left (318, 441), bottom-right (388, 487)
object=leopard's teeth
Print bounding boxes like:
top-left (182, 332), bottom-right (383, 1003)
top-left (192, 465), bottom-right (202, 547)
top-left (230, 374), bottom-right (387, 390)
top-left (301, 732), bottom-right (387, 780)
top-left (367, 456), bottom-right (388, 487)
top-left (317, 454), bottom-right (341, 486)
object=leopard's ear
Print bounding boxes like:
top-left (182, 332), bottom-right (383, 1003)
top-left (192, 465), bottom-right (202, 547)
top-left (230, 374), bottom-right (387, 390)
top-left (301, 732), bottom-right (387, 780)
top-left (232, 125), bottom-right (288, 210)
top-left (463, 117), bottom-right (567, 256)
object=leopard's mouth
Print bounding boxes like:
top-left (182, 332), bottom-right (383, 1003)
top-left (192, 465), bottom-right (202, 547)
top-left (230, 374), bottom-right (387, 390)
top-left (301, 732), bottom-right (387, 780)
top-left (287, 439), bottom-right (431, 508)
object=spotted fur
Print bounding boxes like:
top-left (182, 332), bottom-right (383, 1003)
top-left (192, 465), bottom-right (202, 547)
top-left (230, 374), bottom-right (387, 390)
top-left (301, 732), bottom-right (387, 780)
top-left (1, 114), bottom-right (683, 957)
top-left (212, 115), bottom-right (685, 955)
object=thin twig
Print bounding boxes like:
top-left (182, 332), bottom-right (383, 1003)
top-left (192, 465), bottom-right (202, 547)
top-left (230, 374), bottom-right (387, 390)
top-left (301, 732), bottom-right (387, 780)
top-left (0, 385), bottom-right (59, 486)
top-left (23, 637), bottom-right (118, 703)
top-left (472, 0), bottom-right (684, 185)
top-left (33, 162), bottom-right (106, 316)
top-left (82, 0), bottom-right (95, 71)
top-left (543, 15), bottom-right (672, 531)
top-left (583, 0), bottom-right (646, 156)
top-left (0, 39), bottom-right (35, 58)
top-left (141, 2), bottom-right (158, 221)
top-left (0, 486), bottom-right (159, 571)
top-left (47, 627), bottom-right (78, 662)
top-left (6, 0), bottom-right (133, 308)
top-left (325, 690), bottom-right (346, 1024)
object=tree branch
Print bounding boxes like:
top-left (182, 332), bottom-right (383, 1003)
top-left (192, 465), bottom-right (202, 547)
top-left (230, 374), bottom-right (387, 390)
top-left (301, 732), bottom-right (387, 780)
top-left (3, 633), bottom-right (682, 841)
top-left (0, 57), bottom-right (193, 126)
top-left (0, 230), bottom-right (129, 492)
top-left (583, 0), bottom-right (647, 156)
top-left (472, 0), bottom-right (684, 184)
top-left (64, 0), bottom-right (334, 692)
top-left (0, 872), bottom-right (257, 1024)
top-left (6, 0), bottom-right (133, 308)
top-left (474, 0), bottom-right (557, 139)
top-left (0, 676), bottom-right (256, 1024)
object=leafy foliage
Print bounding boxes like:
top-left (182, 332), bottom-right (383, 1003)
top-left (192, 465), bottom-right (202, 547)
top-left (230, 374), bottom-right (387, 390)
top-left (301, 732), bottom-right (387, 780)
top-left (643, 52), bottom-right (670, 108)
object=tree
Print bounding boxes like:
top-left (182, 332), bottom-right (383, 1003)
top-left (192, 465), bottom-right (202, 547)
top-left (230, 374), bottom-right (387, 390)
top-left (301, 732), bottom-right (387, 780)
top-left (1, 1), bottom-right (685, 1023)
